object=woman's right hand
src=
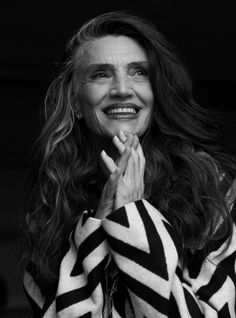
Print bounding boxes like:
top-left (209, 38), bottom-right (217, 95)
top-left (95, 134), bottom-right (134, 219)
top-left (95, 133), bottom-right (145, 219)
top-left (114, 133), bottom-right (146, 211)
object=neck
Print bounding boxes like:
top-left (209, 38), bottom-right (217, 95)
top-left (88, 131), bottom-right (119, 161)
top-left (85, 131), bottom-right (119, 181)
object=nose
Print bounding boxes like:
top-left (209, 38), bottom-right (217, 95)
top-left (109, 75), bottom-right (133, 98)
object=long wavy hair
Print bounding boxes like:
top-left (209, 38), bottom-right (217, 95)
top-left (23, 11), bottom-right (236, 294)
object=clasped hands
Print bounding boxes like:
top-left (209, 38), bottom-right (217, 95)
top-left (96, 131), bottom-right (145, 219)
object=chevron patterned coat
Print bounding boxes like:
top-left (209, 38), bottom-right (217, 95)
top-left (23, 184), bottom-right (236, 317)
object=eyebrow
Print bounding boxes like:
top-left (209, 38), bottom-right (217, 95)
top-left (85, 61), bottom-right (149, 72)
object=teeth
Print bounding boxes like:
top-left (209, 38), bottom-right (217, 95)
top-left (106, 108), bottom-right (137, 115)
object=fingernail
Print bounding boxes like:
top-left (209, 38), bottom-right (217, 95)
top-left (101, 150), bottom-right (107, 157)
top-left (113, 135), bottom-right (119, 142)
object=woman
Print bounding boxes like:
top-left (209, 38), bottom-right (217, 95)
top-left (23, 11), bottom-right (236, 317)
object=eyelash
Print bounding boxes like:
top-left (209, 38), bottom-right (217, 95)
top-left (91, 68), bottom-right (148, 80)
top-left (133, 68), bottom-right (148, 76)
top-left (92, 71), bottom-right (109, 79)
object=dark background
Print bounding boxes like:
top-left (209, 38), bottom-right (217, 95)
top-left (0, 1), bottom-right (235, 316)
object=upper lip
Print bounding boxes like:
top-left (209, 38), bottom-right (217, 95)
top-left (103, 103), bottom-right (141, 113)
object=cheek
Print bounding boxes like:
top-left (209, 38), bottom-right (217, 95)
top-left (145, 86), bottom-right (154, 105)
top-left (135, 82), bottom-right (154, 105)
top-left (137, 114), bottom-right (153, 137)
top-left (83, 85), bottom-right (107, 107)
top-left (78, 90), bottom-right (103, 127)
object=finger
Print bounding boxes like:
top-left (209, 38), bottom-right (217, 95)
top-left (112, 134), bottom-right (134, 155)
top-left (131, 148), bottom-right (140, 185)
top-left (101, 150), bottom-right (117, 174)
top-left (125, 134), bottom-right (134, 148)
top-left (117, 144), bottom-right (131, 174)
top-left (137, 143), bottom-right (146, 178)
top-left (123, 149), bottom-right (135, 183)
top-left (118, 130), bottom-right (127, 143)
top-left (105, 168), bottom-right (121, 197)
top-left (112, 135), bottom-right (125, 154)
top-left (132, 135), bottom-right (139, 150)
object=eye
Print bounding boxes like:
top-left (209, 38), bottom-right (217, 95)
top-left (131, 68), bottom-right (148, 77)
top-left (91, 71), bottom-right (110, 79)
top-left (137, 69), bottom-right (147, 75)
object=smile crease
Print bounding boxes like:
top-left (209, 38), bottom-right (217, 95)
top-left (105, 107), bottom-right (138, 115)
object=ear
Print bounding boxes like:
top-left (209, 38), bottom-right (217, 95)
top-left (72, 79), bottom-right (84, 119)
top-left (73, 102), bottom-right (84, 119)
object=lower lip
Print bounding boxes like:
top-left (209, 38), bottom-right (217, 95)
top-left (106, 114), bottom-right (138, 120)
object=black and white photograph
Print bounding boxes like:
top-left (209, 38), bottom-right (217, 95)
top-left (1, 1), bottom-right (236, 317)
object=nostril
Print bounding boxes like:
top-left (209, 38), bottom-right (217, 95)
top-left (109, 85), bottom-right (133, 97)
top-left (109, 77), bottom-right (133, 96)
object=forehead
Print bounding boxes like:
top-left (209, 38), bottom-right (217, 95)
top-left (80, 35), bottom-right (148, 66)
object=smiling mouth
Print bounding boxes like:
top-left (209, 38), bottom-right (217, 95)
top-left (103, 104), bottom-right (141, 116)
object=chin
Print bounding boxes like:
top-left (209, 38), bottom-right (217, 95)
top-left (108, 128), bottom-right (136, 138)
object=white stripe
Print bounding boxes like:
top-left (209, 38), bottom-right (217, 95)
top-left (57, 231), bottom-right (108, 295)
top-left (57, 235), bottom-right (87, 295)
top-left (103, 199), bottom-right (178, 282)
top-left (83, 239), bottom-right (109, 274)
top-left (182, 258), bottom-right (217, 293)
top-left (171, 273), bottom-right (197, 318)
top-left (208, 224), bottom-right (236, 265)
top-left (197, 300), bottom-right (218, 318)
top-left (128, 289), bottom-right (168, 318)
top-left (74, 214), bottom-right (102, 249)
top-left (142, 199), bottom-right (179, 279)
top-left (208, 275), bottom-right (235, 316)
top-left (57, 283), bottom-right (105, 318)
top-left (102, 202), bottom-right (150, 253)
top-left (111, 251), bottom-right (171, 299)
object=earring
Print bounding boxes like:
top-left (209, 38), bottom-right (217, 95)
top-left (74, 107), bottom-right (83, 120)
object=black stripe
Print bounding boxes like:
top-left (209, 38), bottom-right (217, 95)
top-left (219, 303), bottom-right (231, 317)
top-left (56, 254), bottom-right (109, 312)
top-left (197, 264), bottom-right (227, 301)
top-left (77, 312), bottom-right (92, 318)
top-left (120, 270), bottom-right (169, 316)
top-left (183, 288), bottom-right (204, 317)
top-left (162, 220), bottom-right (183, 256)
top-left (187, 252), bottom-right (206, 279)
top-left (106, 205), bottom-right (130, 227)
top-left (218, 250), bottom-right (236, 283)
top-left (106, 200), bottom-right (169, 280)
top-left (168, 293), bottom-right (181, 318)
top-left (71, 226), bottom-right (106, 276)
top-left (137, 199), bottom-right (182, 257)
top-left (175, 265), bottom-right (184, 282)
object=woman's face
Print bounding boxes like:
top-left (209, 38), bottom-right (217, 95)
top-left (75, 35), bottom-right (154, 139)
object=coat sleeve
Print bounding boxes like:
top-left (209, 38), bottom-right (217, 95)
top-left (102, 199), bottom-right (236, 318)
top-left (23, 210), bottom-right (110, 318)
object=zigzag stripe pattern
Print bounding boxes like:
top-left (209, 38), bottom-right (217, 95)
top-left (23, 178), bottom-right (236, 317)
